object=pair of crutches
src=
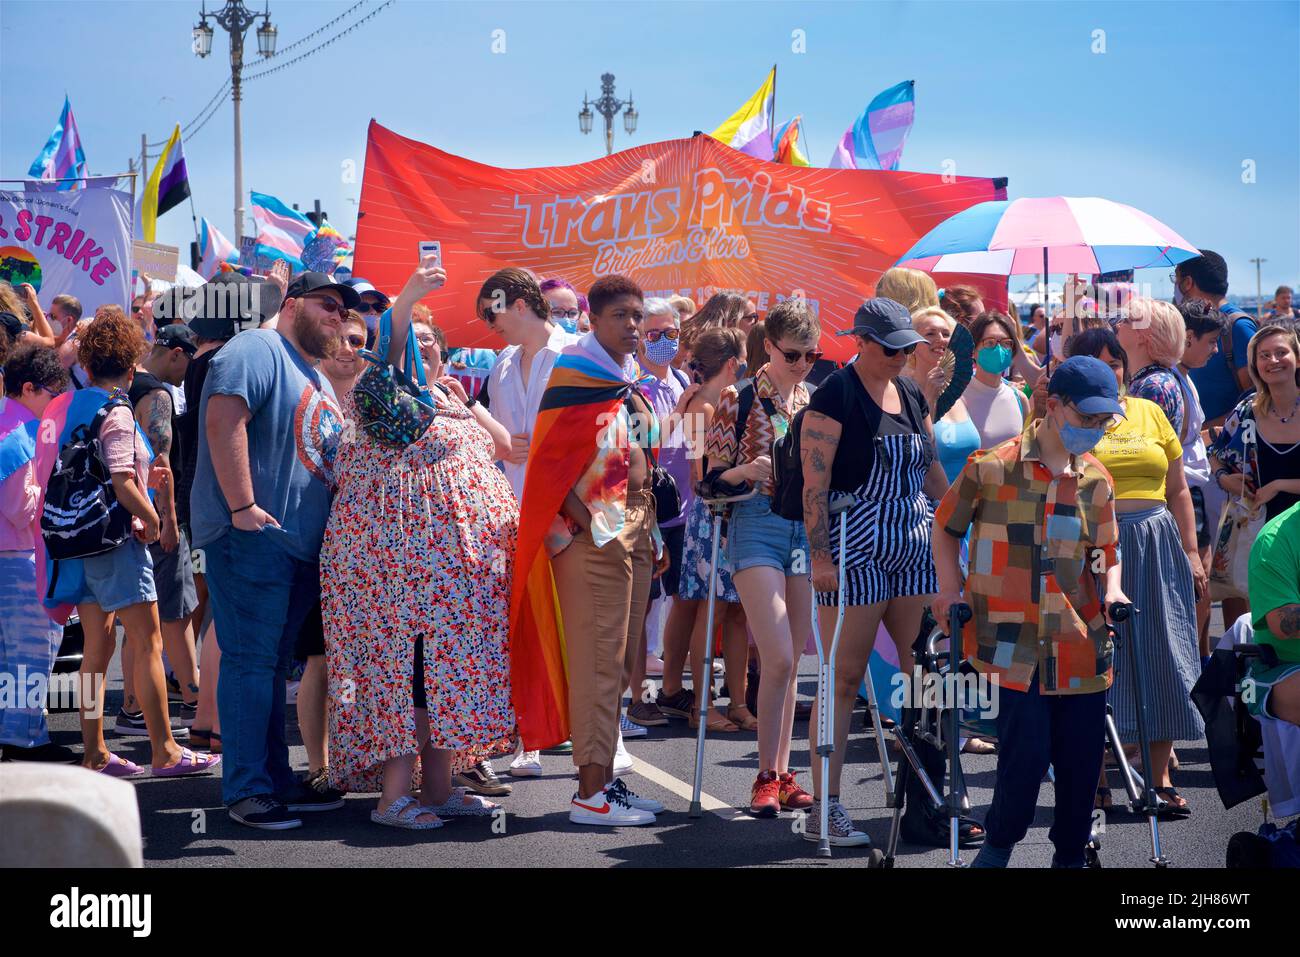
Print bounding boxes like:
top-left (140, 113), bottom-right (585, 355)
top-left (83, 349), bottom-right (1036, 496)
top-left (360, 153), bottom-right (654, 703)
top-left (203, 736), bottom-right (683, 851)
top-left (1093, 602), bottom-right (1171, 868)
top-left (808, 494), bottom-right (892, 861)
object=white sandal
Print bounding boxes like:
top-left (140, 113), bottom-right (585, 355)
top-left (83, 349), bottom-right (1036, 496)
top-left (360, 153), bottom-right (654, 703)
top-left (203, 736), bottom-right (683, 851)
top-left (370, 795), bottom-right (444, 829)
top-left (420, 787), bottom-right (498, 817)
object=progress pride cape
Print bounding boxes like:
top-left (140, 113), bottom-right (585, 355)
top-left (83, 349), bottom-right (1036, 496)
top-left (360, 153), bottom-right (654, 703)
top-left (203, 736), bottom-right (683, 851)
top-left (508, 338), bottom-right (645, 750)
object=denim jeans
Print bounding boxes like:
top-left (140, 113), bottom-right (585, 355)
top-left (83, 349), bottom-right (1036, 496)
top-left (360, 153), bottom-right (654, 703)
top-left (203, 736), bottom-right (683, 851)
top-left (980, 676), bottom-right (1107, 867)
top-left (204, 529), bottom-right (319, 806)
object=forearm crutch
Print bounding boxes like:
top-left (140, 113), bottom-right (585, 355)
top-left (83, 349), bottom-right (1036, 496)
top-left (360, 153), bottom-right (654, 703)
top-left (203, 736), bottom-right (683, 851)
top-left (946, 601), bottom-right (973, 867)
top-left (689, 487), bottom-right (757, 818)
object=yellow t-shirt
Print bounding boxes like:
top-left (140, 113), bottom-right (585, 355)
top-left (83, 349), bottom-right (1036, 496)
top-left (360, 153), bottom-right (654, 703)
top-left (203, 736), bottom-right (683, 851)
top-left (1091, 396), bottom-right (1182, 500)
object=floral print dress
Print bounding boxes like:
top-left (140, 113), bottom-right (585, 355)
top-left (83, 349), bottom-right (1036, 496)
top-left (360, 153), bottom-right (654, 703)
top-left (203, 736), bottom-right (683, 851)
top-left (322, 391), bottom-right (518, 794)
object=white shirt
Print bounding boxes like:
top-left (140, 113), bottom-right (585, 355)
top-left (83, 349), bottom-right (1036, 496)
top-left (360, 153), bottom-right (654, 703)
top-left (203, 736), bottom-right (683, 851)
top-left (486, 325), bottom-right (581, 500)
top-left (1174, 365), bottom-right (1210, 488)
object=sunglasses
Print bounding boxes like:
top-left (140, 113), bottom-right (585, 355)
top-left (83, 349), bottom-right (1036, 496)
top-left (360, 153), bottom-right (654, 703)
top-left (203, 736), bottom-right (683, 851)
top-left (342, 334), bottom-right (366, 348)
top-left (644, 328), bottom-right (680, 343)
top-left (356, 301), bottom-right (388, 314)
top-left (131, 305), bottom-right (143, 315)
top-left (480, 305), bottom-right (499, 325)
top-left (303, 295), bottom-right (347, 316)
top-left (772, 343), bottom-right (823, 364)
top-left (881, 343), bottom-right (917, 358)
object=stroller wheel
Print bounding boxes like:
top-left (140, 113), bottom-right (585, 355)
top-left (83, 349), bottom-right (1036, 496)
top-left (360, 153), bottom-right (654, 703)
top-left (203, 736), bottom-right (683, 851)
top-left (865, 848), bottom-right (885, 868)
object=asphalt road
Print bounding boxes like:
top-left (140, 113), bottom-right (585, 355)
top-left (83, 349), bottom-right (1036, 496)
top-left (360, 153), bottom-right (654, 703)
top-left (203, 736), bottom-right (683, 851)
top-left (41, 618), bottom-right (1264, 870)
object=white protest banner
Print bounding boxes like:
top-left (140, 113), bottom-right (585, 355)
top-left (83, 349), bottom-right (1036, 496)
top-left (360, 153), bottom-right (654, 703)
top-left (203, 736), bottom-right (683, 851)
top-left (0, 176), bottom-right (133, 315)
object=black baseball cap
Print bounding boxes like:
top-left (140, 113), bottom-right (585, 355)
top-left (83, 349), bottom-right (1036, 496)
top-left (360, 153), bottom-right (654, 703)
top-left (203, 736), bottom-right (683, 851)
top-left (285, 271), bottom-right (361, 310)
top-left (1048, 356), bottom-right (1126, 417)
top-left (0, 311), bottom-right (23, 344)
top-left (837, 297), bottom-right (926, 350)
top-left (155, 323), bottom-right (197, 355)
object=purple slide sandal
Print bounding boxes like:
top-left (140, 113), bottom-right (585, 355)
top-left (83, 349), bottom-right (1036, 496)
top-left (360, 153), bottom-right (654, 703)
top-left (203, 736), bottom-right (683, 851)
top-left (152, 747), bottom-right (222, 778)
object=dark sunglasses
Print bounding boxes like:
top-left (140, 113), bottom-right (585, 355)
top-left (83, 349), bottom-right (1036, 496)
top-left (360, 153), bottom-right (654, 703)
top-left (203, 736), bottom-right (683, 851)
top-left (480, 305), bottom-right (499, 325)
top-left (644, 328), bottom-right (680, 343)
top-left (882, 343), bottom-right (917, 358)
top-left (342, 334), bottom-right (366, 348)
top-left (773, 343), bottom-right (823, 364)
top-left (356, 301), bottom-right (388, 314)
top-left (131, 305), bottom-right (143, 314)
top-left (304, 295), bottom-right (347, 316)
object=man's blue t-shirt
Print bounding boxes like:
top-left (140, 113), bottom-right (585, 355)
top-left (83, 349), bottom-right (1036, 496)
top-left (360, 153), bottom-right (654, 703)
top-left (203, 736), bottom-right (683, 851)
top-left (1189, 303), bottom-right (1257, 423)
top-left (190, 329), bottom-right (343, 562)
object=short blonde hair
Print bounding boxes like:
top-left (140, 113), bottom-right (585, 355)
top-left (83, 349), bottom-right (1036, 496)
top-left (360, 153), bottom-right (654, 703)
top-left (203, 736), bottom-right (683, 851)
top-left (876, 268), bottom-right (939, 313)
top-left (1127, 297), bottom-right (1185, 368)
top-left (668, 294), bottom-right (696, 320)
top-left (911, 305), bottom-right (952, 333)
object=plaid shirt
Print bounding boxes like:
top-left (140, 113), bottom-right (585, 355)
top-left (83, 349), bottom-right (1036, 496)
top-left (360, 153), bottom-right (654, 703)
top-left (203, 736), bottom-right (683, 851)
top-left (935, 420), bottom-right (1120, 695)
top-left (704, 365), bottom-right (809, 496)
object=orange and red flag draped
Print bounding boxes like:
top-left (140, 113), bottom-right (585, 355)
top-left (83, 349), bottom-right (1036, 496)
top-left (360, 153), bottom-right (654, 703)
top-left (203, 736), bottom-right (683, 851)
top-left (508, 350), bottom-right (632, 749)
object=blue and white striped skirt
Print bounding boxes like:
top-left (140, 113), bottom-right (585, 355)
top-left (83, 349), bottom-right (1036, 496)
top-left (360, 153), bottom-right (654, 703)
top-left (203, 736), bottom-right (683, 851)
top-left (1110, 506), bottom-right (1205, 743)
top-left (0, 551), bottom-right (64, 748)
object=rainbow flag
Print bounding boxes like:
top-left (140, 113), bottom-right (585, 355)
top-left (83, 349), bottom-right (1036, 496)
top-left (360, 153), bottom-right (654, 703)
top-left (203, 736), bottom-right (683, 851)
top-left (710, 66), bottom-right (777, 159)
top-left (28, 96), bottom-right (87, 190)
top-left (774, 115), bottom-right (810, 167)
top-left (509, 346), bottom-right (640, 749)
top-left (301, 218), bottom-right (351, 274)
top-left (828, 80), bottom-right (916, 171)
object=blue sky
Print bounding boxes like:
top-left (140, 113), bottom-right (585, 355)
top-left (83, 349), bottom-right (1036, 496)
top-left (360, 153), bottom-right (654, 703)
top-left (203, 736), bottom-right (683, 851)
top-left (3, 0), bottom-right (1297, 298)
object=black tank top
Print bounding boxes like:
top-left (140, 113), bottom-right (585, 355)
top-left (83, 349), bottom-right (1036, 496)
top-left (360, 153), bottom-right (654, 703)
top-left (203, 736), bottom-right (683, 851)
top-left (1256, 434), bottom-right (1300, 521)
top-left (128, 369), bottom-right (183, 486)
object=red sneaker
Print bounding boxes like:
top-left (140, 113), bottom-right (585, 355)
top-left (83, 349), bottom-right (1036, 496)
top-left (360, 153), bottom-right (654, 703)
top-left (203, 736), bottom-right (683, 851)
top-left (778, 771), bottom-right (814, 810)
top-left (749, 769), bottom-right (781, 818)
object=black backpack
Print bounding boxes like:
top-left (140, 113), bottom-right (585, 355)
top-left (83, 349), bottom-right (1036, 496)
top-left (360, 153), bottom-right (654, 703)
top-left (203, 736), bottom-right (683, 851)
top-left (40, 395), bottom-right (134, 560)
top-left (769, 406), bottom-right (809, 522)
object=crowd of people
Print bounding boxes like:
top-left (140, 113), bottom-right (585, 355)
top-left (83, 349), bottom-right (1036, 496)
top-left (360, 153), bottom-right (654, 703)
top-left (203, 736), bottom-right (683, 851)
top-left (1, 246), bottom-right (1297, 867)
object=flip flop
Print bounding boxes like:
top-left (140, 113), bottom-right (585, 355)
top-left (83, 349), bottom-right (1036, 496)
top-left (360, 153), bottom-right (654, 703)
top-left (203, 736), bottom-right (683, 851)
top-left (92, 753), bottom-right (146, 778)
top-left (151, 747), bottom-right (221, 777)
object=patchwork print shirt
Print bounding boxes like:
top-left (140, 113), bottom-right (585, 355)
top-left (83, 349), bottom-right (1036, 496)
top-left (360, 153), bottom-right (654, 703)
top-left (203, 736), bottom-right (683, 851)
top-left (935, 421), bottom-right (1120, 695)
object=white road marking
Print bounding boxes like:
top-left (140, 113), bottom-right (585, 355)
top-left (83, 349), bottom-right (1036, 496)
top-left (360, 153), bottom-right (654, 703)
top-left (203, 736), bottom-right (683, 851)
top-left (627, 756), bottom-right (759, 822)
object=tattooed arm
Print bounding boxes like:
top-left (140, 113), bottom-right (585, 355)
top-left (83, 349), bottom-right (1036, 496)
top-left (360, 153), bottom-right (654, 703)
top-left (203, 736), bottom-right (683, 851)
top-left (801, 410), bottom-right (842, 593)
top-left (1265, 605), bottom-right (1300, 643)
top-left (136, 388), bottom-right (179, 552)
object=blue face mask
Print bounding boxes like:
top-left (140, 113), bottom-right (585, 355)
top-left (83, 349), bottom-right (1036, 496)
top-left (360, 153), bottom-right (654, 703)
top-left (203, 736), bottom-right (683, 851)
top-left (557, 316), bottom-right (579, 334)
top-left (644, 334), bottom-right (679, 366)
top-left (735, 361), bottom-right (748, 380)
top-left (1058, 409), bottom-right (1107, 455)
top-left (977, 344), bottom-right (1013, 374)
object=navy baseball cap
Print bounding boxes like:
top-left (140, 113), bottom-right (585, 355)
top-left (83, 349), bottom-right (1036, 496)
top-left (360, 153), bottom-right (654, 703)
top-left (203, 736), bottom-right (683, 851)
top-left (155, 323), bottom-right (198, 355)
top-left (837, 297), bottom-right (926, 350)
top-left (1048, 355), bottom-right (1126, 417)
top-left (344, 278), bottom-right (389, 305)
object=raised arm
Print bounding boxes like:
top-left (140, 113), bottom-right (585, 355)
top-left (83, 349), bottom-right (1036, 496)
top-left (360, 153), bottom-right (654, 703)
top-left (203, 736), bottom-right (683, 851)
top-left (387, 255), bottom-right (447, 370)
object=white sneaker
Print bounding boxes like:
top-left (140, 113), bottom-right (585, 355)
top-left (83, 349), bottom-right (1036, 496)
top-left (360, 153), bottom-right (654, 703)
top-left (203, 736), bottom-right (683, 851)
top-left (619, 712), bottom-right (648, 738)
top-left (509, 749), bottom-right (542, 777)
top-left (608, 777), bottom-right (664, 813)
top-left (613, 727), bottom-right (635, 776)
top-left (569, 786), bottom-right (655, 826)
top-left (802, 800), bottom-right (872, 847)
top-left (711, 658), bottom-right (725, 676)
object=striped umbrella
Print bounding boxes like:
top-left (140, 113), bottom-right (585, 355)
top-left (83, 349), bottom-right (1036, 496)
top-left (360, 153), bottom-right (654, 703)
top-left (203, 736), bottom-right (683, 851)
top-left (895, 196), bottom-right (1199, 276)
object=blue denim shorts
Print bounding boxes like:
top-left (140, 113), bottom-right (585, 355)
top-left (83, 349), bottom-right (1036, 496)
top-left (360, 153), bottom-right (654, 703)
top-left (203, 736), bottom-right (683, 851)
top-left (79, 537), bottom-right (157, 613)
top-left (726, 493), bottom-right (809, 577)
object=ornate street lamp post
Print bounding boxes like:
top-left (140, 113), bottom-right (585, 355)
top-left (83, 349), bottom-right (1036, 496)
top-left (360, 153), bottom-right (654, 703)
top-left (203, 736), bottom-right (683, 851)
top-left (579, 73), bottom-right (637, 157)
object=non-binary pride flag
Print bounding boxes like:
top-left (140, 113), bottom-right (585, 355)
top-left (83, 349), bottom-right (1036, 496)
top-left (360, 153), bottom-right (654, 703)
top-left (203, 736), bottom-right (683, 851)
top-left (250, 191), bottom-right (313, 269)
top-left (197, 217), bottom-right (240, 279)
top-left (710, 66), bottom-right (777, 160)
top-left (140, 125), bottom-right (191, 243)
top-left (28, 96), bottom-right (87, 191)
top-left (829, 80), bottom-right (916, 171)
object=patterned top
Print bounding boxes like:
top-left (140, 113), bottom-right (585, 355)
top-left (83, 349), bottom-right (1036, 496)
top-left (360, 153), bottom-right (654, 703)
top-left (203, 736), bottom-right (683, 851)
top-left (704, 365), bottom-right (810, 495)
top-left (935, 420), bottom-right (1121, 695)
top-left (1129, 365), bottom-right (1185, 438)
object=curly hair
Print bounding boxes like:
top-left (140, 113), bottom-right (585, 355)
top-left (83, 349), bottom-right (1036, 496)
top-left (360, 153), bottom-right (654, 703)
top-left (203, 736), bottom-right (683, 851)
top-left (587, 275), bottom-right (643, 316)
top-left (0, 282), bottom-right (23, 323)
top-left (4, 343), bottom-right (69, 397)
top-left (78, 308), bottom-right (146, 381)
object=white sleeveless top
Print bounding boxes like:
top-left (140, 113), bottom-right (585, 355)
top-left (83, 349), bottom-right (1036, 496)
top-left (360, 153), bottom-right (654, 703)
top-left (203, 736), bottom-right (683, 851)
top-left (963, 376), bottom-right (1025, 448)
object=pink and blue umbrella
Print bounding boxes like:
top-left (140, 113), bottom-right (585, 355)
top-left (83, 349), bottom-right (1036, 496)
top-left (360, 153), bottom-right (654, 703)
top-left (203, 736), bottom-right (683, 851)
top-left (896, 196), bottom-right (1199, 276)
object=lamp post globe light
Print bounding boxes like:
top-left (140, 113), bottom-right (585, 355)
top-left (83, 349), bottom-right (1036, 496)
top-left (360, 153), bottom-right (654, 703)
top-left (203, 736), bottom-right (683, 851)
top-left (193, 1), bottom-right (276, 245)
top-left (579, 73), bottom-right (637, 157)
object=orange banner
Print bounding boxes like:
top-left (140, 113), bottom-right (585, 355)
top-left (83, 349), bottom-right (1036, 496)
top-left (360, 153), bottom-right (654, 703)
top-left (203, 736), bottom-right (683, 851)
top-left (354, 122), bottom-right (1007, 361)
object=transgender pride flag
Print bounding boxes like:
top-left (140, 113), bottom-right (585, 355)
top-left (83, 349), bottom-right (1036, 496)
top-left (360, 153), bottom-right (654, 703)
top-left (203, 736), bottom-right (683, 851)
top-left (197, 217), bottom-right (239, 279)
top-left (828, 80), bottom-right (915, 171)
top-left (250, 190), bottom-right (313, 270)
top-left (28, 96), bottom-right (87, 190)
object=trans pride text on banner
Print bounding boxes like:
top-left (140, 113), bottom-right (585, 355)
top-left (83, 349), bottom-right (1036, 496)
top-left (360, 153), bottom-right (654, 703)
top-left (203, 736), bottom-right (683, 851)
top-left (354, 123), bottom-right (1006, 361)
top-left (0, 178), bottom-right (132, 315)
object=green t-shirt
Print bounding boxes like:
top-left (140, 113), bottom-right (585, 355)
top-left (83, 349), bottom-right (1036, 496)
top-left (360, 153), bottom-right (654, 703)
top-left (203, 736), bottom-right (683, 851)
top-left (1248, 502), bottom-right (1300, 663)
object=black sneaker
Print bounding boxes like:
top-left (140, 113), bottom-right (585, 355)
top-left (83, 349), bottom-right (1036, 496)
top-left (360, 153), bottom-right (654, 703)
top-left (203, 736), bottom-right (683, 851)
top-left (229, 795), bottom-right (303, 830)
top-left (453, 760), bottom-right (512, 796)
top-left (115, 708), bottom-right (189, 739)
top-left (283, 768), bottom-right (345, 812)
top-left (1, 742), bottom-right (79, 763)
top-left (177, 702), bottom-right (198, 727)
top-left (656, 687), bottom-right (695, 719)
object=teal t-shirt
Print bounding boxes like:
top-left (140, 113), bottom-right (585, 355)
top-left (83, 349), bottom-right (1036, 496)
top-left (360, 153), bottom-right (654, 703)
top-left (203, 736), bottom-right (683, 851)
top-left (1248, 502), bottom-right (1300, 664)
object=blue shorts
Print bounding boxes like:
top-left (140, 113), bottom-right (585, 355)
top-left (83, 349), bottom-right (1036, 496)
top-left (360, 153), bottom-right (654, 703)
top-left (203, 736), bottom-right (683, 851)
top-left (78, 537), bottom-right (157, 613)
top-left (726, 493), bottom-right (809, 577)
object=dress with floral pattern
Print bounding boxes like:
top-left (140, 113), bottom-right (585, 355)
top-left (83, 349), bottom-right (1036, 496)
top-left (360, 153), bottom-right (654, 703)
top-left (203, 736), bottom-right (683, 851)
top-left (322, 391), bottom-right (517, 794)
